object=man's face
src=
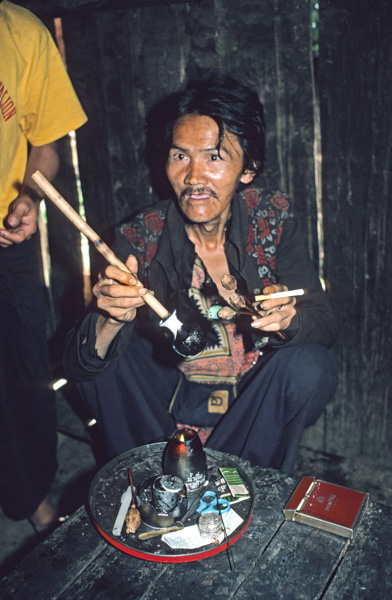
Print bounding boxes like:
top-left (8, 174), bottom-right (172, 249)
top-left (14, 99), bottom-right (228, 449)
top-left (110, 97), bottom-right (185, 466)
top-left (166, 113), bottom-right (254, 225)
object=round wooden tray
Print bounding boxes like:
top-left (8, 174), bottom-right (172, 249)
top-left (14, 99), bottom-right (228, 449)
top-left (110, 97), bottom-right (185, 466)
top-left (89, 442), bottom-right (254, 563)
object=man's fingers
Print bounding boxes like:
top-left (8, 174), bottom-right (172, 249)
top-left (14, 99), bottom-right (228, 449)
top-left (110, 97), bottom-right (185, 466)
top-left (125, 254), bottom-right (139, 275)
top-left (6, 198), bottom-right (34, 228)
top-left (102, 265), bottom-right (138, 287)
top-left (0, 229), bottom-right (32, 246)
top-left (101, 255), bottom-right (142, 287)
top-left (257, 296), bottom-right (296, 312)
top-left (251, 301), bottom-right (296, 331)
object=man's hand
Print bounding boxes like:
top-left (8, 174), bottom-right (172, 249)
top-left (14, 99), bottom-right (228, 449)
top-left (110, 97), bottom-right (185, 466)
top-left (251, 284), bottom-right (297, 333)
top-left (94, 255), bottom-right (148, 325)
top-left (0, 141), bottom-right (60, 249)
top-left (0, 196), bottom-right (38, 248)
top-left (94, 255), bottom-right (148, 358)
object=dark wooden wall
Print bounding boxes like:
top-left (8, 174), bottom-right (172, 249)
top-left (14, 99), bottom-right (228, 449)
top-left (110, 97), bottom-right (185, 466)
top-left (303, 0), bottom-right (392, 465)
top-left (14, 1), bottom-right (392, 466)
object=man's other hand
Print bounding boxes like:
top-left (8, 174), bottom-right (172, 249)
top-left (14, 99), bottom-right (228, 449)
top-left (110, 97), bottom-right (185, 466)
top-left (0, 196), bottom-right (38, 248)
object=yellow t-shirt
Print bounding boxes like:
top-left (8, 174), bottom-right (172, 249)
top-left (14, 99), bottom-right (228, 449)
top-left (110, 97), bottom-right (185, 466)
top-left (0, 0), bottom-right (87, 224)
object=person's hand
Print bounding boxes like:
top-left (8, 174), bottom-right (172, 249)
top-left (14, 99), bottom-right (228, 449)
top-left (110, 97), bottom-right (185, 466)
top-left (251, 284), bottom-right (297, 333)
top-left (0, 195), bottom-right (38, 248)
top-left (93, 254), bottom-right (148, 324)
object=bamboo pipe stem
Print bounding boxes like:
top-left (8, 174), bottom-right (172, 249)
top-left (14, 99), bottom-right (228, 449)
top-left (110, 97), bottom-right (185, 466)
top-left (32, 170), bottom-right (170, 320)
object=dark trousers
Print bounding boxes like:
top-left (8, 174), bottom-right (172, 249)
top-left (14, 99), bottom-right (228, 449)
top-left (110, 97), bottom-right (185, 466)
top-left (0, 238), bottom-right (57, 519)
top-left (78, 330), bottom-right (338, 474)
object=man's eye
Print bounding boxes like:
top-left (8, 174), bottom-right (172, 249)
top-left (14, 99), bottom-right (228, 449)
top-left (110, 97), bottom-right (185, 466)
top-left (210, 154), bottom-right (221, 161)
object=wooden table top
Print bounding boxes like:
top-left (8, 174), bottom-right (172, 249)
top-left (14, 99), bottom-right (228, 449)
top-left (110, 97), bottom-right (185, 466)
top-left (1, 448), bottom-right (391, 600)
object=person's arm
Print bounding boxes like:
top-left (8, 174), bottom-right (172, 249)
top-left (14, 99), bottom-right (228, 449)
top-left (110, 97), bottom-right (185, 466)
top-left (0, 142), bottom-right (59, 248)
top-left (63, 310), bottom-right (135, 381)
top-left (62, 254), bottom-right (148, 381)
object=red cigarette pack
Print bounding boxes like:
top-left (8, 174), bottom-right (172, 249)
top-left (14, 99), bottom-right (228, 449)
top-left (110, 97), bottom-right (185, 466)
top-left (283, 477), bottom-right (369, 539)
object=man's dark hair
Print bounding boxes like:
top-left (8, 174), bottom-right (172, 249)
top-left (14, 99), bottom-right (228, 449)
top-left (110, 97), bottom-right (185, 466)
top-left (148, 70), bottom-right (266, 178)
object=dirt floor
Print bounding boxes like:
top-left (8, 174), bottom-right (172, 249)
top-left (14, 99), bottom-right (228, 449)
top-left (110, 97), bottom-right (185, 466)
top-left (1, 383), bottom-right (392, 581)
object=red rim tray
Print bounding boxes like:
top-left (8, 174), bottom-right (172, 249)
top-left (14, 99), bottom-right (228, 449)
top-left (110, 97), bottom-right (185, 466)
top-left (88, 442), bottom-right (254, 563)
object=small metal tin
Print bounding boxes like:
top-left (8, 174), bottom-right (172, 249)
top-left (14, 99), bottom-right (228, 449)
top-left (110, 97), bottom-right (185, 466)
top-left (198, 512), bottom-right (223, 540)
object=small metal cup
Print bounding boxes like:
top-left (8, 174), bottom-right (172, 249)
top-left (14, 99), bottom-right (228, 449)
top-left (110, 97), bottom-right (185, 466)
top-left (151, 474), bottom-right (184, 514)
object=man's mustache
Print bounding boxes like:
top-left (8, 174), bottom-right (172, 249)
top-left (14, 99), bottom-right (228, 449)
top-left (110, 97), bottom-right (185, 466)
top-left (180, 187), bottom-right (218, 201)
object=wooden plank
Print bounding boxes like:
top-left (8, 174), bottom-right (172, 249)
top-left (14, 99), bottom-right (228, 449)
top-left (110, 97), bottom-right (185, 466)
top-left (0, 509), bottom-right (107, 600)
top-left (48, 528), bottom-right (346, 600)
top-left (58, 545), bottom-right (167, 600)
top-left (322, 502), bottom-right (392, 600)
top-left (2, 466), bottom-right (390, 599)
top-left (235, 521), bottom-right (349, 600)
top-left (56, 538), bottom-right (260, 599)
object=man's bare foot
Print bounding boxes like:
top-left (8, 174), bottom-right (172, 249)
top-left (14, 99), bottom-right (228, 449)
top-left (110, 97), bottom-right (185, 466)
top-left (29, 497), bottom-right (59, 529)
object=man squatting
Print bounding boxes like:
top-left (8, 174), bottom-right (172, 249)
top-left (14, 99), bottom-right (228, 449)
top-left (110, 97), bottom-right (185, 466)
top-left (63, 71), bottom-right (338, 474)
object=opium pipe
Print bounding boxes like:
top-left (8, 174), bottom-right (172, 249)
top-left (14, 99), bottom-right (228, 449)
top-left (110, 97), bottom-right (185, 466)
top-left (32, 170), bottom-right (169, 320)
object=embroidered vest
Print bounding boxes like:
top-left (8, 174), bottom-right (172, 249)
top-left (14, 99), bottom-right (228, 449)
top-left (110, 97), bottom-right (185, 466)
top-left (119, 187), bottom-right (292, 287)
